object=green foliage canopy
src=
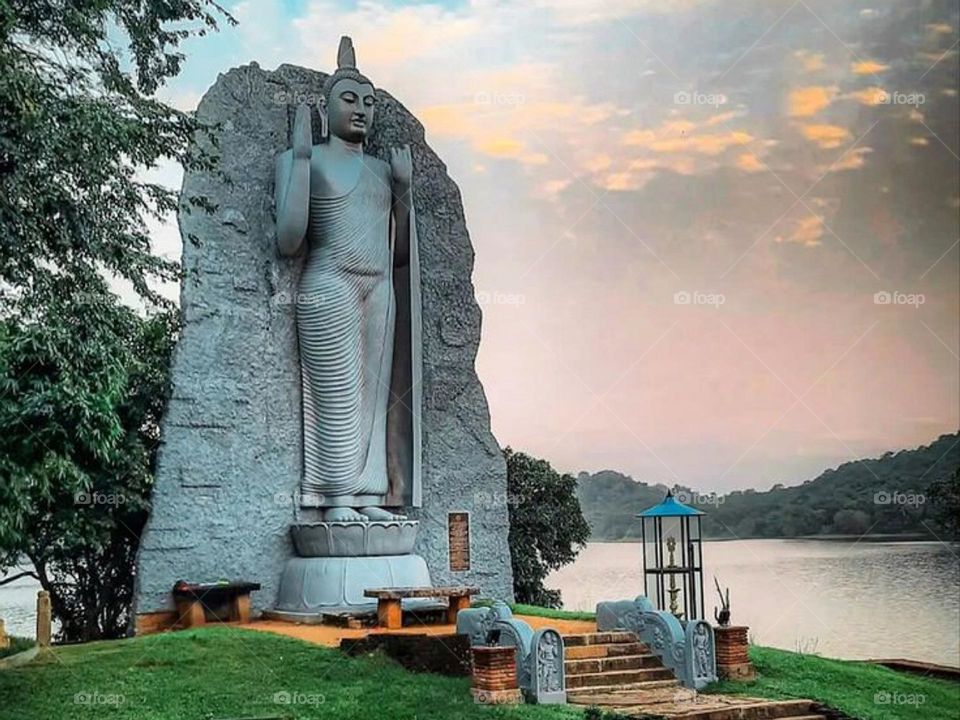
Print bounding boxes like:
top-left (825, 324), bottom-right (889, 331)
top-left (0, 300), bottom-right (176, 640)
top-left (504, 447), bottom-right (590, 608)
top-left (0, 0), bottom-right (231, 640)
top-left (927, 466), bottom-right (959, 537)
top-left (1, 0), bottom-right (231, 310)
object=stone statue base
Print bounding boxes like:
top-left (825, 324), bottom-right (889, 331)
top-left (273, 554), bottom-right (432, 615)
top-left (291, 520), bottom-right (418, 557)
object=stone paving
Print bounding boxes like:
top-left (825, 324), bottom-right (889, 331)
top-left (570, 684), bottom-right (821, 718)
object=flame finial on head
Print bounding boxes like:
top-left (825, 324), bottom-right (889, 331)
top-left (337, 36), bottom-right (356, 70)
top-left (322, 35), bottom-right (371, 100)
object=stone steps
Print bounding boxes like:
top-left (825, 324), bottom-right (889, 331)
top-left (564, 630), bottom-right (679, 699)
top-left (567, 679), bottom-right (682, 702)
top-left (566, 653), bottom-right (662, 674)
top-left (571, 686), bottom-right (826, 719)
top-left (561, 631), bottom-right (824, 720)
top-left (668, 700), bottom-right (824, 720)
top-left (563, 631), bottom-right (638, 647)
top-left (566, 666), bottom-right (678, 689)
top-left (565, 641), bottom-right (648, 659)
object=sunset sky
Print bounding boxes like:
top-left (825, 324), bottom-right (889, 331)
top-left (151, 0), bottom-right (959, 492)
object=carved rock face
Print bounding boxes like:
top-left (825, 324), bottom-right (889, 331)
top-left (133, 62), bottom-right (514, 616)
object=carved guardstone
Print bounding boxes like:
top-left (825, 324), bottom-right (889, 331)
top-left (529, 629), bottom-right (566, 704)
top-left (457, 603), bottom-right (566, 704)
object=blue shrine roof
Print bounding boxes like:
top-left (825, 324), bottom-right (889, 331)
top-left (636, 490), bottom-right (705, 517)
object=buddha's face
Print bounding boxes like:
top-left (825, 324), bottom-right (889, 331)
top-left (327, 78), bottom-right (375, 143)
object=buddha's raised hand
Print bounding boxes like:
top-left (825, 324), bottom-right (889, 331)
top-left (390, 144), bottom-right (413, 190)
top-left (292, 103), bottom-right (312, 160)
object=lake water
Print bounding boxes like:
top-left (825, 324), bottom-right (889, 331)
top-left (548, 539), bottom-right (960, 667)
top-left (4, 540), bottom-right (958, 666)
top-left (0, 564), bottom-right (43, 640)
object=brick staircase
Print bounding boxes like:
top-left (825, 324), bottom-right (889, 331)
top-left (563, 631), bottom-right (828, 720)
top-left (565, 631), bottom-right (679, 698)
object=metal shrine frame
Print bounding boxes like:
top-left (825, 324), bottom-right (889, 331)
top-left (638, 491), bottom-right (705, 621)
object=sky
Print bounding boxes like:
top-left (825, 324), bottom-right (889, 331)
top-left (148, 0), bottom-right (959, 493)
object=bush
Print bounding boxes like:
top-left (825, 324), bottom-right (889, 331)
top-left (0, 305), bottom-right (176, 641)
top-left (504, 448), bottom-right (590, 608)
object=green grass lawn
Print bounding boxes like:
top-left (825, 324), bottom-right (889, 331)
top-left (1, 624), bottom-right (956, 719)
top-left (0, 626), bottom-right (582, 720)
top-left (708, 645), bottom-right (959, 720)
top-left (509, 604), bottom-right (597, 622)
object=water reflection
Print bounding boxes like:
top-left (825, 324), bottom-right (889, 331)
top-left (549, 539), bottom-right (960, 666)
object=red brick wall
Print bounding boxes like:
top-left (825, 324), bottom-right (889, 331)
top-left (472, 646), bottom-right (518, 691)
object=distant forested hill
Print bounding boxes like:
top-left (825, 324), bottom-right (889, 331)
top-left (577, 433), bottom-right (960, 540)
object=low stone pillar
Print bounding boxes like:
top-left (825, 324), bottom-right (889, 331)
top-left (714, 625), bottom-right (754, 680)
top-left (36, 591), bottom-right (52, 647)
top-left (0, 618), bottom-right (9, 650)
top-left (471, 646), bottom-right (522, 704)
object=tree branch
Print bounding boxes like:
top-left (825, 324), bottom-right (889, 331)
top-left (0, 571), bottom-right (39, 587)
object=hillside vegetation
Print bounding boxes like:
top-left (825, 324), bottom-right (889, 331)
top-left (578, 433), bottom-right (960, 540)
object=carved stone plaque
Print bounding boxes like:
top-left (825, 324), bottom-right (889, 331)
top-left (448, 512), bottom-right (470, 571)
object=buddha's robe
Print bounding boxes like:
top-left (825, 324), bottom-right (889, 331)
top-left (296, 156), bottom-right (421, 508)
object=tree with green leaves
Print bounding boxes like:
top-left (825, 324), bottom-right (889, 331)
top-left (0, 0), bottom-right (231, 641)
top-left (928, 466), bottom-right (960, 538)
top-left (504, 447), bottom-right (590, 608)
top-left (0, 302), bottom-right (176, 640)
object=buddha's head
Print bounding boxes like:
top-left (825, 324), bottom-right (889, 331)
top-left (322, 36), bottom-right (375, 143)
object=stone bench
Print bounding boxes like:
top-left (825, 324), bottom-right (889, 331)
top-left (364, 586), bottom-right (479, 629)
top-left (172, 581), bottom-right (261, 629)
